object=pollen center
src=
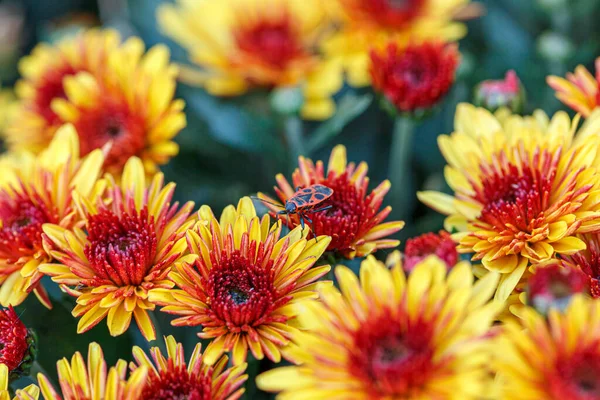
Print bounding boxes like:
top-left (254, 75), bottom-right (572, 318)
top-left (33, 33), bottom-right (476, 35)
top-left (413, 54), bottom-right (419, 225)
top-left (0, 192), bottom-right (57, 259)
top-left (234, 15), bottom-right (306, 69)
top-left (349, 313), bottom-right (434, 396)
top-left (85, 208), bottom-right (157, 287)
top-left (207, 250), bottom-right (276, 328)
top-left (142, 362), bottom-right (213, 400)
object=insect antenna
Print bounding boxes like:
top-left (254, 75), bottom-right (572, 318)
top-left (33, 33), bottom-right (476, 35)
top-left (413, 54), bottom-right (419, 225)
top-left (250, 196), bottom-right (284, 209)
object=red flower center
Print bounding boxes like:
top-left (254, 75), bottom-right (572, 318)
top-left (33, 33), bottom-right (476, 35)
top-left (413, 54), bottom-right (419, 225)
top-left (84, 208), bottom-right (157, 287)
top-left (34, 64), bottom-right (79, 125)
top-left (551, 349), bottom-right (600, 400)
top-left (74, 96), bottom-right (146, 172)
top-left (0, 190), bottom-right (58, 261)
top-left (142, 362), bottom-right (212, 400)
top-left (404, 231), bottom-right (458, 272)
top-left (0, 307), bottom-right (29, 371)
top-left (349, 311), bottom-right (435, 396)
top-left (370, 42), bottom-right (459, 112)
top-left (233, 13), bottom-right (306, 69)
top-left (476, 155), bottom-right (556, 233)
top-left (205, 250), bottom-right (280, 328)
top-left (351, 0), bottom-right (425, 28)
top-left (300, 172), bottom-right (381, 253)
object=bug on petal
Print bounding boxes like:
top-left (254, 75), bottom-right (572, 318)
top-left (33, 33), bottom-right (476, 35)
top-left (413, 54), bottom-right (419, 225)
top-left (257, 184), bottom-right (333, 235)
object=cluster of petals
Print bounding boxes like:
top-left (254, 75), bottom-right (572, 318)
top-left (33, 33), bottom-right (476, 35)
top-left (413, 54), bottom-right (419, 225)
top-left (419, 104), bottom-right (600, 301)
top-left (41, 157), bottom-right (194, 340)
top-left (258, 145), bottom-right (404, 259)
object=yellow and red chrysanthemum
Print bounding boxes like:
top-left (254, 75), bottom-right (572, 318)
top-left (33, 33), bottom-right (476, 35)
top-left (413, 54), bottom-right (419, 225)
top-left (157, 0), bottom-right (343, 120)
top-left (259, 145), bottom-right (404, 259)
top-left (0, 124), bottom-right (104, 308)
top-left (495, 295), bottom-right (600, 399)
top-left (418, 104), bottom-right (600, 301)
top-left (37, 342), bottom-right (147, 400)
top-left (7, 29), bottom-right (185, 175)
top-left (257, 252), bottom-right (500, 399)
top-left (150, 197), bottom-right (332, 365)
top-left (370, 41), bottom-right (459, 113)
top-left (548, 58), bottom-right (600, 117)
top-left (403, 230), bottom-right (458, 272)
top-left (40, 157), bottom-right (194, 340)
top-left (323, 0), bottom-right (474, 87)
top-left (0, 363), bottom-right (39, 400)
top-left (130, 335), bottom-right (247, 400)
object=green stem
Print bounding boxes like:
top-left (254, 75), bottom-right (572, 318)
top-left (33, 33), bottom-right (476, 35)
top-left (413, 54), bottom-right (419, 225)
top-left (283, 115), bottom-right (305, 173)
top-left (388, 116), bottom-right (415, 221)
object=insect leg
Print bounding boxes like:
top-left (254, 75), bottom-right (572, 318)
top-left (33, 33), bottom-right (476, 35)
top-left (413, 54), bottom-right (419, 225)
top-left (299, 214), bottom-right (305, 230)
top-left (309, 205), bottom-right (333, 214)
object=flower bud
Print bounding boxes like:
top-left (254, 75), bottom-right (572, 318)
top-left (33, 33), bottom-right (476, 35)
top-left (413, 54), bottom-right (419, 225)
top-left (473, 70), bottom-right (526, 113)
top-left (0, 306), bottom-right (36, 381)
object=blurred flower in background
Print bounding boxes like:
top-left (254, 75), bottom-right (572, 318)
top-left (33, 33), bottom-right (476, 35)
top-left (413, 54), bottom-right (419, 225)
top-left (370, 41), bottom-right (460, 115)
top-left (151, 197), bottom-right (331, 365)
top-left (495, 296), bottom-right (600, 400)
top-left (37, 342), bottom-right (147, 400)
top-left (323, 0), bottom-right (476, 87)
top-left (258, 254), bottom-right (500, 399)
top-left (0, 125), bottom-right (104, 309)
top-left (6, 29), bottom-right (185, 175)
top-left (526, 263), bottom-right (588, 316)
top-left (419, 104), bottom-right (600, 302)
top-left (158, 0), bottom-right (343, 120)
top-left (259, 145), bottom-right (404, 259)
top-left (130, 335), bottom-right (247, 400)
top-left (41, 158), bottom-right (195, 340)
top-left (548, 58), bottom-right (600, 117)
top-left (402, 230), bottom-right (458, 272)
top-left (556, 233), bottom-right (600, 298)
top-left (474, 70), bottom-right (526, 113)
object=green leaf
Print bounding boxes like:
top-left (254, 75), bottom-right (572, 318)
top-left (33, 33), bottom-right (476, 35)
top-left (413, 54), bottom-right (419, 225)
top-left (306, 94), bottom-right (373, 153)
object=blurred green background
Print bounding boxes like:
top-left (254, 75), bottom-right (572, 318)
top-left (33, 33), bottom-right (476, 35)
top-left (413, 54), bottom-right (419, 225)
top-left (1, 0), bottom-right (598, 396)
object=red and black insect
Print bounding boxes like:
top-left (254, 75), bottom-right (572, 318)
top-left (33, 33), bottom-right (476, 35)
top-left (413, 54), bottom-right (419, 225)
top-left (257, 184), bottom-right (333, 234)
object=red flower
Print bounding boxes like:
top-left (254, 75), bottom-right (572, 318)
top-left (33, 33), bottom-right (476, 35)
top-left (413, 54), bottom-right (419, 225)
top-left (0, 306), bottom-right (33, 373)
top-left (474, 70), bottom-right (525, 112)
top-left (528, 264), bottom-right (589, 315)
top-left (370, 41), bottom-right (459, 113)
top-left (403, 231), bottom-right (458, 272)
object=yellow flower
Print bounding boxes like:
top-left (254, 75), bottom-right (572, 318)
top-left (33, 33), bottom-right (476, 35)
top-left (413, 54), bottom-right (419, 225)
top-left (157, 0), bottom-right (343, 120)
top-left (0, 363), bottom-right (39, 400)
top-left (418, 104), bottom-right (600, 302)
top-left (548, 58), bottom-right (600, 117)
top-left (149, 197), bottom-right (332, 365)
top-left (130, 335), bottom-right (247, 400)
top-left (257, 252), bottom-right (501, 399)
top-left (37, 342), bottom-right (147, 400)
top-left (495, 295), bottom-right (600, 399)
top-left (7, 28), bottom-right (185, 175)
top-left (323, 0), bottom-right (474, 87)
top-left (0, 124), bottom-right (104, 309)
top-left (258, 144), bottom-right (404, 259)
top-left (40, 157), bottom-right (195, 340)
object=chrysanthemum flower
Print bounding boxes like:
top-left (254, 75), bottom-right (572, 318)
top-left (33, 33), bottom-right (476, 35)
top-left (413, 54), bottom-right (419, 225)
top-left (323, 0), bottom-right (474, 87)
top-left (257, 252), bottom-right (500, 399)
top-left (149, 197), bottom-right (331, 365)
top-left (258, 145), bottom-right (404, 258)
top-left (548, 58), bottom-right (600, 117)
top-left (0, 364), bottom-right (39, 400)
top-left (403, 230), bottom-right (458, 272)
top-left (554, 233), bottom-right (600, 298)
top-left (527, 263), bottom-right (589, 315)
top-left (37, 342), bottom-right (147, 400)
top-left (0, 307), bottom-right (37, 381)
top-left (495, 295), bottom-right (600, 400)
top-left (418, 104), bottom-right (600, 301)
top-left (7, 29), bottom-right (185, 175)
top-left (130, 335), bottom-right (247, 400)
top-left (370, 41), bottom-right (459, 113)
top-left (40, 157), bottom-right (194, 340)
top-left (157, 0), bottom-right (342, 120)
top-left (0, 124), bottom-right (104, 308)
